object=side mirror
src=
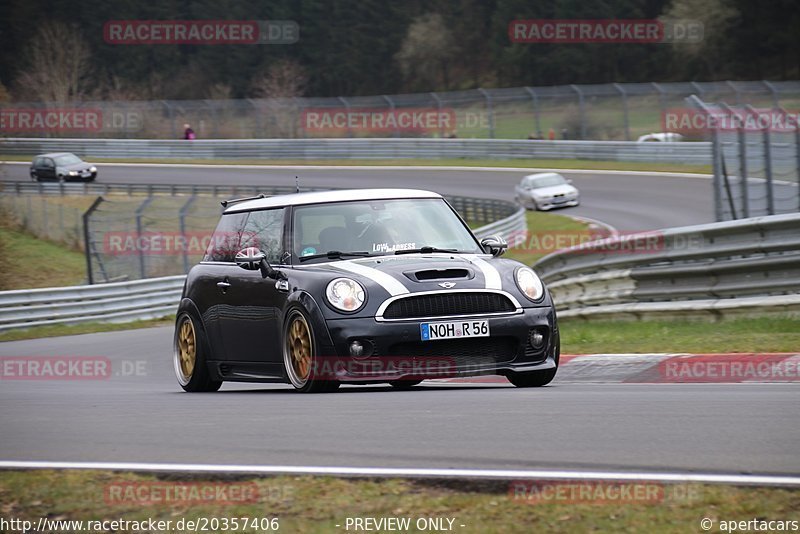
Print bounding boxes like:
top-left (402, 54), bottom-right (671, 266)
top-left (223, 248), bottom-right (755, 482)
top-left (480, 235), bottom-right (508, 257)
top-left (235, 247), bottom-right (283, 279)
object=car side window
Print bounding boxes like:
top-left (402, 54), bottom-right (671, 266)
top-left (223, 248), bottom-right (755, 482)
top-left (203, 212), bottom-right (248, 262)
top-left (33, 157), bottom-right (42, 167)
top-left (44, 158), bottom-right (54, 168)
top-left (239, 208), bottom-right (286, 264)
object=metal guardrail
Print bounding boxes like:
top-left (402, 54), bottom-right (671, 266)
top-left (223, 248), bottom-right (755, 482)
top-left (0, 205), bottom-right (526, 332)
top-left (0, 137), bottom-right (713, 164)
top-left (0, 276), bottom-right (186, 332)
top-left (534, 213), bottom-right (800, 319)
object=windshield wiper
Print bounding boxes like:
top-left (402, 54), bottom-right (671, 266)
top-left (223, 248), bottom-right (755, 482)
top-left (298, 251), bottom-right (373, 262)
top-left (394, 246), bottom-right (459, 255)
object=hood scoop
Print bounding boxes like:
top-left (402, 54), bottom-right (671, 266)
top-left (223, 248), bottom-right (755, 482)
top-left (406, 268), bottom-right (473, 283)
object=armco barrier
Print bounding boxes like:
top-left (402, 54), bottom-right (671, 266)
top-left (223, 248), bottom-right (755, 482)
top-left (534, 213), bottom-right (800, 319)
top-left (0, 207), bottom-right (526, 332)
top-left (0, 137), bottom-right (713, 165)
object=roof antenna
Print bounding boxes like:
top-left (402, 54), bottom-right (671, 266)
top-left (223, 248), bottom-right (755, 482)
top-left (295, 176), bottom-right (300, 193)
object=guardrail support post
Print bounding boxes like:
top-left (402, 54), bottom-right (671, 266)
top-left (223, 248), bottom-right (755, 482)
top-left (82, 196), bottom-right (105, 285)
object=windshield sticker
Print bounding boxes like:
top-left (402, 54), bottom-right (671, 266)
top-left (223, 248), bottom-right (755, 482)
top-left (372, 242), bottom-right (416, 253)
top-left (301, 247), bottom-right (317, 256)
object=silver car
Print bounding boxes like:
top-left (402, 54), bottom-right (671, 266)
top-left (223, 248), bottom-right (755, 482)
top-left (514, 173), bottom-right (580, 211)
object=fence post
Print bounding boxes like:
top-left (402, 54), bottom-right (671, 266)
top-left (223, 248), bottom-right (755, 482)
top-left (135, 196), bottom-right (155, 279)
top-left (652, 82), bottom-right (667, 124)
top-left (429, 92), bottom-right (444, 138)
top-left (179, 195), bottom-right (197, 274)
top-left (477, 88), bottom-right (495, 139)
top-left (613, 83), bottom-right (630, 141)
top-left (523, 87), bottom-right (542, 138)
top-left (725, 81), bottom-right (741, 105)
top-left (746, 105), bottom-right (775, 215)
top-left (383, 95), bottom-right (398, 137)
top-left (82, 196), bottom-right (105, 285)
top-left (339, 97), bottom-right (353, 138)
top-left (687, 95), bottom-right (724, 221)
top-left (570, 85), bottom-right (586, 139)
top-left (762, 81), bottom-right (779, 108)
top-left (721, 103), bottom-right (749, 219)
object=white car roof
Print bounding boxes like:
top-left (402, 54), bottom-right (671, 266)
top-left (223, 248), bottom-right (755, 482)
top-left (225, 188), bottom-right (443, 213)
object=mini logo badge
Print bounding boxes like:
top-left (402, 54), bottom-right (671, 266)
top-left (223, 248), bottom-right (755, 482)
top-left (438, 282), bottom-right (456, 289)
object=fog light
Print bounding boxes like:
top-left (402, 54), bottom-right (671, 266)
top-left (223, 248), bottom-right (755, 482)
top-left (350, 341), bottom-right (364, 357)
top-left (529, 329), bottom-right (545, 349)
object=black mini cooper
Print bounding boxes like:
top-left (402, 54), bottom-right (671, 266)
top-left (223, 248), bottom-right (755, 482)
top-left (174, 189), bottom-right (559, 393)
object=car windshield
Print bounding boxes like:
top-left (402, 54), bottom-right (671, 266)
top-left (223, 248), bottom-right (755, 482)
top-left (292, 198), bottom-right (481, 262)
top-left (528, 174), bottom-right (567, 188)
top-left (53, 154), bottom-right (83, 165)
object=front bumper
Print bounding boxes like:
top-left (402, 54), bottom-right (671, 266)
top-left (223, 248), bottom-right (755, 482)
top-left (319, 307), bottom-right (558, 382)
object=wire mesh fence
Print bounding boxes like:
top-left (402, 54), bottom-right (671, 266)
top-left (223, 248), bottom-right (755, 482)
top-left (1, 186), bottom-right (522, 283)
top-left (686, 96), bottom-right (800, 221)
top-left (3, 80), bottom-right (798, 141)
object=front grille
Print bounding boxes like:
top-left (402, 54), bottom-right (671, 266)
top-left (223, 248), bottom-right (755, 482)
top-left (382, 292), bottom-right (516, 319)
top-left (388, 337), bottom-right (518, 367)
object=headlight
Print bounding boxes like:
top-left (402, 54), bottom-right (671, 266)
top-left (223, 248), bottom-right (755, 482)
top-left (68, 170), bottom-right (78, 176)
top-left (89, 166), bottom-right (97, 172)
top-left (515, 267), bottom-right (544, 301)
top-left (326, 278), bottom-right (366, 312)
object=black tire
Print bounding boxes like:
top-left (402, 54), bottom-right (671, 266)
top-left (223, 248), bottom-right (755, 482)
top-left (389, 379), bottom-right (422, 389)
top-left (283, 307), bottom-right (340, 393)
top-left (507, 367), bottom-right (557, 387)
top-left (174, 312), bottom-right (222, 392)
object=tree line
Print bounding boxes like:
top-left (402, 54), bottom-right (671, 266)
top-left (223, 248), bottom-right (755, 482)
top-left (0, 0), bottom-right (796, 103)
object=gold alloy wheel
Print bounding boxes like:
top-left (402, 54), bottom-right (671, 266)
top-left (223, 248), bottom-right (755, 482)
top-left (287, 313), bottom-right (313, 384)
top-left (176, 316), bottom-right (196, 383)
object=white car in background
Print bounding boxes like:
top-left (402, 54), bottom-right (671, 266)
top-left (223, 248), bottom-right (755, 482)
top-left (636, 132), bottom-right (684, 142)
top-left (514, 172), bottom-right (580, 211)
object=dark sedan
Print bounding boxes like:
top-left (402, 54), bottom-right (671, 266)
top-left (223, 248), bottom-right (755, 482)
top-left (30, 152), bottom-right (97, 182)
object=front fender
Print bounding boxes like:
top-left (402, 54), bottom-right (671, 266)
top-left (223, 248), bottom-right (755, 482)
top-left (285, 291), bottom-right (338, 357)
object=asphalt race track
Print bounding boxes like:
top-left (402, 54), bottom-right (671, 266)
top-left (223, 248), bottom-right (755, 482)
top-left (1, 328), bottom-right (798, 475)
top-left (0, 163), bottom-right (715, 231)
top-left (1, 162), bottom-right (797, 478)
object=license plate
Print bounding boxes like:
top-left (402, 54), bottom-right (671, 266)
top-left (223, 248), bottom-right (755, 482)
top-left (420, 320), bottom-right (489, 341)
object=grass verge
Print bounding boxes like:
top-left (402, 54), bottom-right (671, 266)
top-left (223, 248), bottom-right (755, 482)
top-left (1, 156), bottom-right (712, 174)
top-left (504, 211), bottom-right (591, 266)
top-left (0, 225), bottom-right (85, 289)
top-left (561, 316), bottom-right (800, 354)
top-left (0, 470), bottom-right (797, 533)
top-left (0, 317), bottom-right (172, 342)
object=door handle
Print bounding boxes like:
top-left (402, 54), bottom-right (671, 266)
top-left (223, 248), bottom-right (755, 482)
top-left (216, 281), bottom-right (231, 289)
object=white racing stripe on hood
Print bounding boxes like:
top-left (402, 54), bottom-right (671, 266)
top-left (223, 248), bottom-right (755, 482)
top-left (334, 261), bottom-right (410, 296)
top-left (470, 257), bottom-right (502, 290)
